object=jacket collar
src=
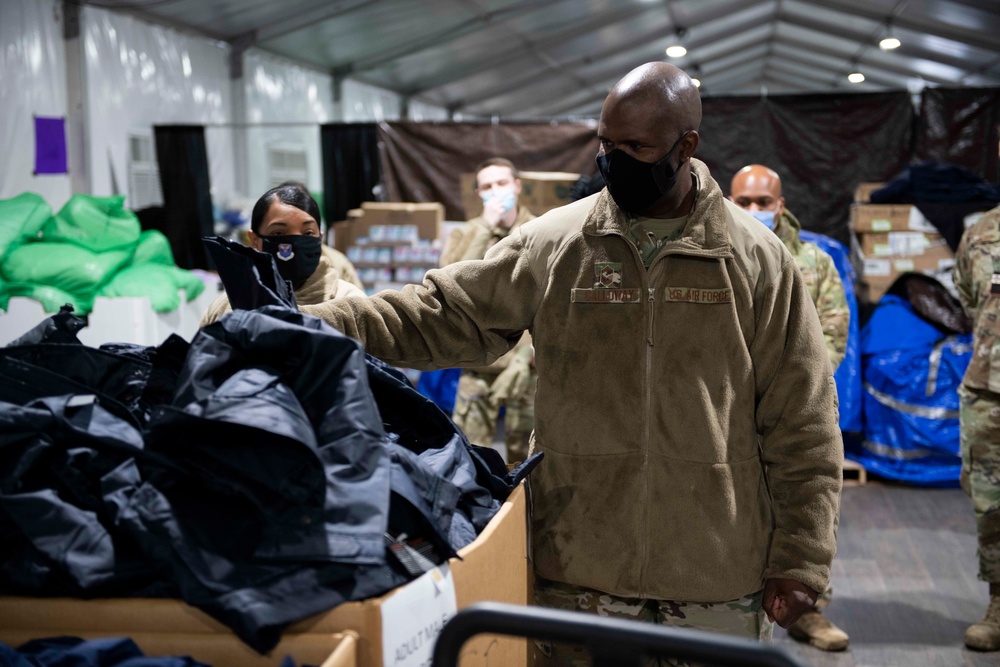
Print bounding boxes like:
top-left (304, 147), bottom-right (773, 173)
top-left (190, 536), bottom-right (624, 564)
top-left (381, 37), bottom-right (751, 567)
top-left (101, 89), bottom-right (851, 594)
top-left (775, 208), bottom-right (803, 252)
top-left (582, 158), bottom-right (732, 257)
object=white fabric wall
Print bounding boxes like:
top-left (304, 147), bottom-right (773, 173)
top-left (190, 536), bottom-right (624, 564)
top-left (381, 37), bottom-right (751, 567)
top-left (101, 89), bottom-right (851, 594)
top-left (341, 79), bottom-right (403, 122)
top-left (408, 99), bottom-right (450, 121)
top-left (1, 1), bottom-right (450, 212)
top-left (81, 6), bottom-right (236, 206)
top-left (0, 0), bottom-right (72, 207)
top-left (242, 49), bottom-right (335, 199)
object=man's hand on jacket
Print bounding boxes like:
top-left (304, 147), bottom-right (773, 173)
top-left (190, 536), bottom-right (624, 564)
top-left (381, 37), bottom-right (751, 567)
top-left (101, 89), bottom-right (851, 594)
top-left (762, 578), bottom-right (818, 628)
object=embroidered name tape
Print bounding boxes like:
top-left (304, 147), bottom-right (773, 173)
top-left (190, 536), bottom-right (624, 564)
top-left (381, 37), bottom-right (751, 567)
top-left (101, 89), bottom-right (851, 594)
top-left (664, 287), bottom-right (732, 304)
top-left (571, 288), bottom-right (642, 303)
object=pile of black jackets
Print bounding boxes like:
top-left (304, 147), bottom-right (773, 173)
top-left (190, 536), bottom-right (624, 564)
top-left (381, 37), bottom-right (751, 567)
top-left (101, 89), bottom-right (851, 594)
top-left (0, 237), bottom-right (539, 653)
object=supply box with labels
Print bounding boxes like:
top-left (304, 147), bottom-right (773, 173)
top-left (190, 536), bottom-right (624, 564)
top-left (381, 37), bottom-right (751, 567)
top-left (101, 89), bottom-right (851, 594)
top-left (330, 202), bottom-right (444, 293)
top-left (850, 182), bottom-right (955, 302)
top-left (460, 171), bottom-right (581, 220)
top-left (0, 483), bottom-right (530, 667)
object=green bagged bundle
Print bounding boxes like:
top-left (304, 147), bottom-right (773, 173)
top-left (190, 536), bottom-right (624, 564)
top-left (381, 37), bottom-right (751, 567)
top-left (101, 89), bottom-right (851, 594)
top-left (98, 264), bottom-right (205, 312)
top-left (1, 242), bottom-right (132, 313)
top-left (44, 194), bottom-right (141, 252)
top-left (132, 229), bottom-right (175, 266)
top-left (0, 193), bottom-right (52, 260)
top-left (1, 283), bottom-right (89, 313)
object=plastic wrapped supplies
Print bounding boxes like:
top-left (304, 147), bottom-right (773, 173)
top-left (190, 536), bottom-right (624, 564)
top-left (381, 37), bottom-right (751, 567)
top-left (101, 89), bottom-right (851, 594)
top-left (856, 291), bottom-right (971, 485)
top-left (0, 193), bottom-right (205, 314)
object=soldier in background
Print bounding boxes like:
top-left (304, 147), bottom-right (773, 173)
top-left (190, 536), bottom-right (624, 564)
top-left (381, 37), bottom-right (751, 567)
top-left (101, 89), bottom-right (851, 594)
top-left (954, 203), bottom-right (1000, 652)
top-left (730, 164), bottom-right (851, 651)
top-left (440, 158), bottom-right (536, 463)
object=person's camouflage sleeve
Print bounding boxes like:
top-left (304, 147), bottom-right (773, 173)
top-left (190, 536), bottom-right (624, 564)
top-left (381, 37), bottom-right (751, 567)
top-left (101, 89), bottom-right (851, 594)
top-left (792, 242), bottom-right (849, 372)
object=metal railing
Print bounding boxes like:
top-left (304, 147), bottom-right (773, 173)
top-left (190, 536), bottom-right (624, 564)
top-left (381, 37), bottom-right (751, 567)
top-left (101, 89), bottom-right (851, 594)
top-left (432, 602), bottom-right (808, 667)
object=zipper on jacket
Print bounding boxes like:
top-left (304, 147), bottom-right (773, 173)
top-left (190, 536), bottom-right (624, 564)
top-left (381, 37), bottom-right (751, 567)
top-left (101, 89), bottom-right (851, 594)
top-left (647, 287), bottom-right (655, 345)
top-left (640, 261), bottom-right (664, 599)
top-left (601, 230), bottom-right (659, 597)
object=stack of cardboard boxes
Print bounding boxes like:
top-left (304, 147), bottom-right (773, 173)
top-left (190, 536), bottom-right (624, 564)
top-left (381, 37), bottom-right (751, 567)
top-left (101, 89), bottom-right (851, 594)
top-left (459, 171), bottom-right (581, 219)
top-left (852, 182), bottom-right (956, 303)
top-left (331, 202), bottom-right (444, 294)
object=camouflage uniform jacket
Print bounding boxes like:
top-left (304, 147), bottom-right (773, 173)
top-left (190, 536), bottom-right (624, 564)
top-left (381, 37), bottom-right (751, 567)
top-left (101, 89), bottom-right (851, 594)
top-left (954, 205), bottom-right (1000, 393)
top-left (300, 159), bottom-right (842, 603)
top-left (776, 209), bottom-right (850, 372)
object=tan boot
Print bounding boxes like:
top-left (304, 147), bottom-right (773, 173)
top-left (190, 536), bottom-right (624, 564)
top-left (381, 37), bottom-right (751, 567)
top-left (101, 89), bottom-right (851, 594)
top-left (965, 584), bottom-right (1000, 651)
top-left (787, 609), bottom-right (850, 651)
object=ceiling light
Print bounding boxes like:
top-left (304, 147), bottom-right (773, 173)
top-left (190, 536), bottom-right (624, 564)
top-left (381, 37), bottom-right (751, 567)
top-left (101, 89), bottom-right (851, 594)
top-left (879, 36), bottom-right (901, 50)
top-left (666, 45), bottom-right (687, 58)
top-left (691, 77), bottom-right (701, 88)
top-left (848, 72), bottom-right (865, 83)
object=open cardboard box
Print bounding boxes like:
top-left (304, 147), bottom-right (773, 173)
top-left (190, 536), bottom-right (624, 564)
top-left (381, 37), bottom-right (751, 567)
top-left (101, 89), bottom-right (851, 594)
top-left (0, 483), bottom-right (529, 667)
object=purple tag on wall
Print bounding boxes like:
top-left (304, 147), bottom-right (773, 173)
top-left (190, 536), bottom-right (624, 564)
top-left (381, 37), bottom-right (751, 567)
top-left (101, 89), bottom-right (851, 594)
top-left (34, 116), bottom-right (68, 175)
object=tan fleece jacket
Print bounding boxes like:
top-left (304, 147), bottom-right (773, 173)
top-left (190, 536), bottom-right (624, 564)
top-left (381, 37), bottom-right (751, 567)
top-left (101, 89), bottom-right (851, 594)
top-left (301, 159), bottom-right (842, 602)
top-left (441, 205), bottom-right (536, 377)
top-left (199, 253), bottom-right (365, 327)
top-left (440, 205), bottom-right (536, 267)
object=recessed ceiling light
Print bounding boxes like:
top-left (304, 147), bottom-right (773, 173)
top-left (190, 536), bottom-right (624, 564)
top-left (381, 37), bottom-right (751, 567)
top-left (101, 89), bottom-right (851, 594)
top-left (691, 77), bottom-right (701, 88)
top-left (848, 72), bottom-right (865, 83)
top-left (666, 45), bottom-right (687, 58)
top-left (879, 36), bottom-right (901, 50)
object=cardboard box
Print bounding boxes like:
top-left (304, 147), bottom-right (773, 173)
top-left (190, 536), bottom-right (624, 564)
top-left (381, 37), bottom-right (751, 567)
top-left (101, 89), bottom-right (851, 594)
top-left (857, 231), bottom-right (948, 258)
top-left (853, 181), bottom-right (885, 204)
top-left (0, 628), bottom-right (357, 667)
top-left (859, 246), bottom-right (957, 303)
top-left (460, 171), bottom-right (581, 219)
top-left (851, 202), bottom-right (940, 234)
top-left (330, 209), bottom-right (365, 253)
top-left (851, 203), bottom-right (913, 232)
top-left (359, 202), bottom-right (444, 242)
top-left (0, 483), bottom-right (529, 667)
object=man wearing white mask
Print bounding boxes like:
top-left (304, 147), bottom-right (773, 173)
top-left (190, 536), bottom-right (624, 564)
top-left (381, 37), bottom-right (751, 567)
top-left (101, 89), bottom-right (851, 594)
top-left (441, 157), bottom-right (535, 265)
top-left (439, 157), bottom-right (536, 462)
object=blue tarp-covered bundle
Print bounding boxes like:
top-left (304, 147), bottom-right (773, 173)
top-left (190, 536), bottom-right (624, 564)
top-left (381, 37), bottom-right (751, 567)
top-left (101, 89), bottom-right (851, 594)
top-left (856, 276), bottom-right (972, 485)
top-left (801, 230), bottom-right (862, 432)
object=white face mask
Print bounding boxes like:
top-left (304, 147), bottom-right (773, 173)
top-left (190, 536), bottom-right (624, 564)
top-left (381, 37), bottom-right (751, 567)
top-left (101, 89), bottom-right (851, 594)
top-left (481, 189), bottom-right (517, 213)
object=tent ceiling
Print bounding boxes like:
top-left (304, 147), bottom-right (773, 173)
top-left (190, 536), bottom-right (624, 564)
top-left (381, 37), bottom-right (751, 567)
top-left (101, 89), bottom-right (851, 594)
top-left (98, 0), bottom-right (1000, 118)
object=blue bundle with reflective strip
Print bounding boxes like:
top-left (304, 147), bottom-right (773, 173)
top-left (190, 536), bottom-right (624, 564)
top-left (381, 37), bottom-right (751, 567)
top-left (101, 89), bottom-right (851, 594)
top-left (856, 294), bottom-right (972, 486)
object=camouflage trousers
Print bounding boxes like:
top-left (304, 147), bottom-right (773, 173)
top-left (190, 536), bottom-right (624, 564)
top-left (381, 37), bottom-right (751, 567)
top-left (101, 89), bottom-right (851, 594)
top-left (532, 577), bottom-right (773, 667)
top-left (452, 370), bottom-right (536, 464)
top-left (959, 386), bottom-right (1000, 582)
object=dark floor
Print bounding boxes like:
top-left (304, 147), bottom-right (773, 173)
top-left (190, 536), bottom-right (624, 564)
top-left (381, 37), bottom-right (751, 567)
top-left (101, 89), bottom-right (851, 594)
top-left (772, 481), bottom-right (998, 667)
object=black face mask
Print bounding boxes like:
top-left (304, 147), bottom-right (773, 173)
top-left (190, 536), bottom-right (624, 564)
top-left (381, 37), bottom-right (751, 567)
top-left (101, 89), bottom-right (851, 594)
top-left (595, 132), bottom-right (689, 215)
top-left (259, 234), bottom-right (322, 287)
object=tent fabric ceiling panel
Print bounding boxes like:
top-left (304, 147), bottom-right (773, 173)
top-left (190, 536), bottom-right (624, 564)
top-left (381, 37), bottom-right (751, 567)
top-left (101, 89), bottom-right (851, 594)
top-left (99, 0), bottom-right (1000, 118)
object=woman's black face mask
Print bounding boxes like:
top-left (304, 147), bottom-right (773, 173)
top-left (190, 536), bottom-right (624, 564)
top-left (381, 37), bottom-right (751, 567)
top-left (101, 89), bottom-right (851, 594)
top-left (595, 131), bottom-right (690, 215)
top-left (259, 234), bottom-right (322, 287)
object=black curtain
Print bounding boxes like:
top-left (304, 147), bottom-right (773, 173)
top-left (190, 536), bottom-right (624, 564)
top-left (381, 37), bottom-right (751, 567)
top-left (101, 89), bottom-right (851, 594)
top-left (154, 125), bottom-right (214, 270)
top-left (321, 123), bottom-right (381, 224)
top-left (698, 92), bottom-right (916, 245)
top-left (916, 87), bottom-right (1000, 183)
